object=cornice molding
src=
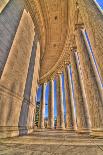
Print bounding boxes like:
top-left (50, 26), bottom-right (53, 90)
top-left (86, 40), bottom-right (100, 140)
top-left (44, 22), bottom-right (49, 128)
top-left (39, 35), bottom-right (70, 84)
top-left (25, 0), bottom-right (46, 58)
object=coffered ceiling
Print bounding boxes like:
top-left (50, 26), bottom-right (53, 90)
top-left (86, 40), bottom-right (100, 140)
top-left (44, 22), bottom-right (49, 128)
top-left (26, 0), bottom-right (79, 83)
top-left (39, 0), bottom-right (68, 78)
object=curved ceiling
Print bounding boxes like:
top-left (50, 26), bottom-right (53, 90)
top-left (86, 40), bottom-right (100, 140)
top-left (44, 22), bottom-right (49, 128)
top-left (39, 0), bottom-right (68, 79)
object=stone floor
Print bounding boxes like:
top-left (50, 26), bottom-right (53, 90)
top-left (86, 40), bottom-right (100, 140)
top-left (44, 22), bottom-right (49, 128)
top-left (0, 130), bottom-right (103, 155)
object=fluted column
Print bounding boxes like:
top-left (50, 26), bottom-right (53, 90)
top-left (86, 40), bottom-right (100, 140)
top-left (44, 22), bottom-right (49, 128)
top-left (67, 65), bottom-right (77, 131)
top-left (18, 35), bottom-right (38, 131)
top-left (56, 73), bottom-right (65, 129)
top-left (0, 10), bottom-right (35, 131)
top-left (39, 82), bottom-right (46, 129)
top-left (64, 64), bottom-right (75, 130)
top-left (77, 0), bottom-right (103, 82)
top-left (75, 26), bottom-right (103, 137)
top-left (70, 47), bottom-right (91, 133)
top-left (48, 78), bottom-right (54, 129)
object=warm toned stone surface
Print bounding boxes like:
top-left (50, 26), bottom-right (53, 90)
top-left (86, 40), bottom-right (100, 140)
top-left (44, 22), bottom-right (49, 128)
top-left (39, 83), bottom-right (47, 129)
top-left (0, 0), bottom-right (103, 149)
top-left (0, 130), bottom-right (103, 155)
top-left (0, 0), bottom-right (10, 13)
top-left (40, 0), bottom-right (68, 78)
top-left (48, 79), bottom-right (54, 129)
top-left (0, 0), bottom-right (25, 76)
top-left (18, 35), bottom-right (37, 131)
top-left (75, 28), bottom-right (103, 136)
top-left (0, 9), bottom-right (35, 135)
top-left (56, 74), bottom-right (65, 129)
top-left (64, 65), bottom-right (74, 130)
top-left (78, 0), bottom-right (103, 83)
top-left (70, 49), bottom-right (90, 133)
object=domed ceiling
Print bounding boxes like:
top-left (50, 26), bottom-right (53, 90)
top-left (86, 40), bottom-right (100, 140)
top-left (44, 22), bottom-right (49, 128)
top-left (39, 0), bottom-right (68, 77)
top-left (26, 0), bottom-right (78, 83)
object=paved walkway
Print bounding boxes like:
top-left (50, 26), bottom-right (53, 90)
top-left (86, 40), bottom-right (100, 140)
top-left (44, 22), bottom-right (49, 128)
top-left (0, 130), bottom-right (103, 155)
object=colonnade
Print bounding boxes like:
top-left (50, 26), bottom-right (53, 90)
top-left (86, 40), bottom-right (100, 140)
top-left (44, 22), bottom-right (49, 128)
top-left (38, 26), bottom-right (103, 137)
top-left (38, 65), bottom-right (77, 130)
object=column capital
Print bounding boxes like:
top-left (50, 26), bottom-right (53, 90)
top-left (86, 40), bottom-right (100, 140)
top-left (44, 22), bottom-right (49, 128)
top-left (70, 46), bottom-right (77, 52)
top-left (64, 60), bottom-right (69, 66)
top-left (50, 76), bottom-right (54, 81)
top-left (57, 71), bottom-right (62, 75)
top-left (75, 23), bottom-right (84, 30)
top-left (43, 81), bottom-right (47, 85)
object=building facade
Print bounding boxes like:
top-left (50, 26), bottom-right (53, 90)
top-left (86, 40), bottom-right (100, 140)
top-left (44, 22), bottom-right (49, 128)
top-left (0, 0), bottom-right (103, 140)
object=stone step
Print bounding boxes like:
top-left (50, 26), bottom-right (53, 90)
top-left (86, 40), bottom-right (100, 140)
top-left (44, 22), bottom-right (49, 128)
top-left (1, 134), bottom-right (103, 146)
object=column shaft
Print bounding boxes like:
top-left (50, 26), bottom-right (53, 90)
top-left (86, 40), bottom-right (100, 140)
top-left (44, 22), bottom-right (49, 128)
top-left (18, 36), bottom-right (37, 129)
top-left (0, 10), bottom-right (35, 128)
top-left (70, 48), bottom-right (90, 133)
top-left (39, 83), bottom-right (46, 129)
top-left (48, 79), bottom-right (54, 129)
top-left (56, 74), bottom-right (65, 129)
top-left (75, 27), bottom-right (103, 136)
top-left (67, 65), bottom-right (77, 130)
top-left (64, 66), bottom-right (74, 130)
top-left (78, 0), bottom-right (103, 82)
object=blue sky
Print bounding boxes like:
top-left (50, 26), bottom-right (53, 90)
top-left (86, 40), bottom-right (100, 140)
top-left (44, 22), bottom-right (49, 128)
top-left (96, 0), bottom-right (103, 9)
top-left (36, 74), bottom-right (66, 119)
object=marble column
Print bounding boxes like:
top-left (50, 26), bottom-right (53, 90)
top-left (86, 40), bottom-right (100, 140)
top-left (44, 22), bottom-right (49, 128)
top-left (0, 10), bottom-right (35, 138)
top-left (70, 47), bottom-right (91, 133)
top-left (0, 0), bottom-right (25, 77)
top-left (48, 78), bottom-right (54, 129)
top-left (75, 26), bottom-right (103, 137)
top-left (77, 0), bottom-right (103, 82)
top-left (67, 65), bottom-right (77, 131)
top-left (64, 64), bottom-right (75, 130)
top-left (56, 73), bottom-right (65, 129)
top-left (39, 82), bottom-right (46, 129)
top-left (18, 35), bottom-right (38, 134)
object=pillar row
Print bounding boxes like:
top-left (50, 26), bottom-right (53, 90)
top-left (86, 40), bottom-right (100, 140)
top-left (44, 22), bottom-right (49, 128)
top-left (70, 47), bottom-right (91, 133)
top-left (75, 26), bottom-right (103, 137)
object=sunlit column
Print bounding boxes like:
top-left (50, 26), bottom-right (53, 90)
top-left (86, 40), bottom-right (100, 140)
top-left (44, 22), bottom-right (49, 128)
top-left (81, 29), bottom-right (103, 103)
top-left (48, 78), bottom-right (54, 129)
top-left (70, 47), bottom-right (91, 133)
top-left (77, 0), bottom-right (103, 82)
top-left (39, 82), bottom-right (47, 129)
top-left (64, 63), bottom-right (75, 130)
top-left (67, 65), bottom-right (77, 131)
top-left (75, 26), bottom-right (103, 137)
top-left (56, 72), bottom-right (65, 129)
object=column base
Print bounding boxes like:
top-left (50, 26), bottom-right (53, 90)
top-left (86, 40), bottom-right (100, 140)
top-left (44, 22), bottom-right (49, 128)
top-left (65, 127), bottom-right (75, 132)
top-left (90, 129), bottom-right (103, 138)
top-left (76, 128), bottom-right (91, 134)
top-left (0, 126), bottom-right (34, 138)
top-left (47, 126), bottom-right (54, 130)
top-left (56, 126), bottom-right (65, 130)
top-left (38, 126), bottom-right (45, 129)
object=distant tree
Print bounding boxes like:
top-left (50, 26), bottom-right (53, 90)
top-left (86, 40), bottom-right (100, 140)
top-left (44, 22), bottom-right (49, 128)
top-left (54, 117), bottom-right (57, 129)
top-left (35, 102), bottom-right (40, 127)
